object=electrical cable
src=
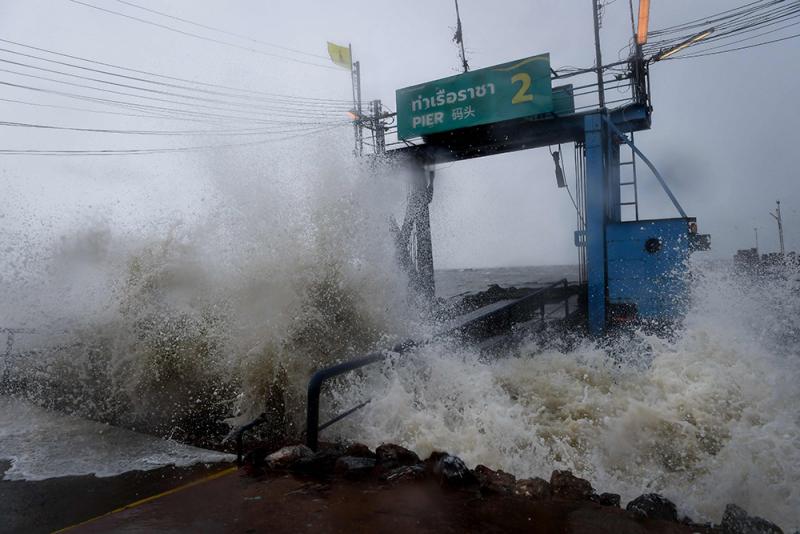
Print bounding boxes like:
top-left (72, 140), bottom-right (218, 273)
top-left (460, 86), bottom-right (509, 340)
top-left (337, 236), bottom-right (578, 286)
top-left (113, 0), bottom-right (330, 60)
top-left (666, 30), bottom-right (800, 58)
top-left (0, 96), bottom-right (195, 122)
top-left (0, 44), bottom-right (352, 107)
top-left (0, 57), bottom-right (350, 115)
top-left (549, 143), bottom-right (583, 219)
top-left (0, 123), bottom-right (348, 156)
top-left (0, 119), bottom-right (348, 136)
top-left (667, 17), bottom-right (800, 55)
top-left (643, 0), bottom-right (800, 58)
top-left (647, 4), bottom-right (800, 52)
top-left (66, 0), bottom-right (342, 71)
top-left (648, 0), bottom-right (779, 37)
top-left (0, 79), bottom-right (346, 126)
top-left (0, 67), bottom-right (349, 121)
top-left (644, 1), bottom-right (800, 51)
top-left (0, 37), bottom-right (351, 103)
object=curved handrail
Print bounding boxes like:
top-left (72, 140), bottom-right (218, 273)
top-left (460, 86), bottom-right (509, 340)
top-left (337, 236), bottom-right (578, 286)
top-left (303, 279), bottom-right (571, 450)
top-left (232, 279), bottom-right (574, 458)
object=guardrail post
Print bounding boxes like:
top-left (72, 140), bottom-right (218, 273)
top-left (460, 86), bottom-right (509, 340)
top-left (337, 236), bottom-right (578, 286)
top-left (307, 376), bottom-right (322, 451)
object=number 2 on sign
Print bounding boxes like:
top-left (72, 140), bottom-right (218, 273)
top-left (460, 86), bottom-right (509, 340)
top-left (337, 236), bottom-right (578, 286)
top-left (511, 73), bottom-right (534, 104)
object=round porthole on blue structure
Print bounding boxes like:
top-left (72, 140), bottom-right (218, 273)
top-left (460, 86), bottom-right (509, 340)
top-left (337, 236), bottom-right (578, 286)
top-left (645, 237), bottom-right (662, 254)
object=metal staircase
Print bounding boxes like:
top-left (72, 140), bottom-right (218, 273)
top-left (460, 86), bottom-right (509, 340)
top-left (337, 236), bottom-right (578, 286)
top-left (618, 131), bottom-right (640, 221)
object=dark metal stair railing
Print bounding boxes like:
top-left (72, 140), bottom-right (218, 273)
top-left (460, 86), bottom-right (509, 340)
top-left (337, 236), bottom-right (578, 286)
top-left (233, 278), bottom-right (573, 461)
top-left (304, 278), bottom-right (573, 451)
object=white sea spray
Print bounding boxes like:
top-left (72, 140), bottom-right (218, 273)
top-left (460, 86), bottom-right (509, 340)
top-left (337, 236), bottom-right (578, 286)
top-left (1, 131), bottom-right (797, 529)
top-left (331, 263), bottom-right (800, 530)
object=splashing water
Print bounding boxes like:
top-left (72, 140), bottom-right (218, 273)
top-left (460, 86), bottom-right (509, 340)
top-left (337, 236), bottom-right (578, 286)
top-left (1, 133), bottom-right (418, 442)
top-left (331, 263), bottom-right (800, 529)
top-left (1, 134), bottom-right (798, 529)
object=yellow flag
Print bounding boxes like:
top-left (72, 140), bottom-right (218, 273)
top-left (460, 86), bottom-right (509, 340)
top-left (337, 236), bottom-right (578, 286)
top-left (327, 41), bottom-right (351, 69)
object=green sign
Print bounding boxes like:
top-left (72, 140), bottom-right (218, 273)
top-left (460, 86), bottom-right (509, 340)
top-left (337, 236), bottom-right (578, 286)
top-left (396, 53), bottom-right (553, 140)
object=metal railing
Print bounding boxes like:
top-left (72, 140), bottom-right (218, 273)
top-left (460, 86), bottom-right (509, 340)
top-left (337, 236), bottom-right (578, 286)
top-left (306, 339), bottom-right (416, 451)
top-left (232, 279), bottom-right (575, 458)
top-left (303, 279), bottom-right (573, 450)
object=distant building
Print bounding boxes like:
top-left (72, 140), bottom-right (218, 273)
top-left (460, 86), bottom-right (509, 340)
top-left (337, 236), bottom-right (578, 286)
top-left (733, 248), bottom-right (759, 272)
top-left (733, 248), bottom-right (799, 275)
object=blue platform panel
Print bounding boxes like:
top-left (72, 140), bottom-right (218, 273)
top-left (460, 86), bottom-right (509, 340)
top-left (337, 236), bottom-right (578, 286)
top-left (606, 218), bottom-right (694, 320)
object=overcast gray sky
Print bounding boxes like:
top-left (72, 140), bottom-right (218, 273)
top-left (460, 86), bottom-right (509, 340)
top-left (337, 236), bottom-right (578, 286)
top-left (1, 0), bottom-right (798, 269)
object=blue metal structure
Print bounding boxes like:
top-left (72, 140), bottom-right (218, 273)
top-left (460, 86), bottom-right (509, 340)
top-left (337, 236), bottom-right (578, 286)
top-left (385, 61), bottom-right (709, 335)
top-left (581, 112), bottom-right (708, 332)
top-left (606, 218), bottom-right (695, 320)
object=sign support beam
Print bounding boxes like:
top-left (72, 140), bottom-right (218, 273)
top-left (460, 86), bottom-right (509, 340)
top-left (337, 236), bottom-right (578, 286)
top-left (584, 113), bottom-right (608, 335)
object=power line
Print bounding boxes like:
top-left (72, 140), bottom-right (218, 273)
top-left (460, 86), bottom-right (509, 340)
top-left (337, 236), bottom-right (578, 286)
top-left (66, 0), bottom-right (341, 71)
top-left (0, 79), bottom-right (345, 126)
top-left (0, 94), bottom-right (342, 127)
top-left (0, 38), bottom-right (351, 103)
top-left (0, 42), bottom-right (352, 107)
top-left (0, 56), bottom-right (350, 115)
top-left (648, 0), bottom-right (779, 37)
top-left (113, 0), bottom-right (330, 61)
top-left (644, 0), bottom-right (800, 55)
top-left (666, 30), bottom-right (800, 58)
top-left (0, 123), bottom-right (347, 156)
top-left (0, 120), bottom-right (348, 136)
top-left (0, 66), bottom-right (349, 121)
top-left (670, 17), bottom-right (800, 55)
top-left (0, 96), bottom-right (194, 122)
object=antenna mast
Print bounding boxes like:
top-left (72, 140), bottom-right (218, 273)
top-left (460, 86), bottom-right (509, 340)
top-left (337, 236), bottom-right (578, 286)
top-left (453, 0), bottom-right (469, 72)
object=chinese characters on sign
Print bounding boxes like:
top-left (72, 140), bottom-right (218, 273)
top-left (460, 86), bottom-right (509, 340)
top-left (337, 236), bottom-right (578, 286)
top-left (451, 106), bottom-right (476, 121)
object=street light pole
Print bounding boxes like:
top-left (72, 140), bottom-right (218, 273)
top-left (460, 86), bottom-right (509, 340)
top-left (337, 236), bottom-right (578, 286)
top-left (769, 200), bottom-right (785, 255)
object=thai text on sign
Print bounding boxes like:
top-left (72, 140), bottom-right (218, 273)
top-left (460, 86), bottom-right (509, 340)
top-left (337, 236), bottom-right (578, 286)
top-left (396, 53), bottom-right (553, 139)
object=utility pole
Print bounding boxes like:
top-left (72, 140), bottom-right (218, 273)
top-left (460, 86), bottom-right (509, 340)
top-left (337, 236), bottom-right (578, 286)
top-left (453, 0), bottom-right (469, 72)
top-left (754, 227), bottom-right (759, 252)
top-left (370, 99), bottom-right (386, 155)
top-left (592, 0), bottom-right (606, 108)
top-left (349, 44), bottom-right (363, 157)
top-left (769, 200), bottom-right (785, 255)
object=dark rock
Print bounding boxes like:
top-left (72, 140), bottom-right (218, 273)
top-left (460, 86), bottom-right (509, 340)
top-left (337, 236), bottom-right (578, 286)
top-left (344, 443), bottom-right (376, 459)
top-left (454, 284), bottom-right (541, 314)
top-left (514, 477), bottom-right (552, 500)
top-left (241, 447), bottom-right (269, 474)
top-left (550, 470), bottom-right (593, 500)
top-left (473, 465), bottom-right (516, 495)
top-left (291, 447), bottom-right (344, 476)
top-left (375, 444), bottom-right (420, 471)
top-left (721, 504), bottom-right (783, 534)
top-left (379, 464), bottom-right (427, 483)
top-left (598, 492), bottom-right (621, 508)
top-left (681, 516), bottom-right (711, 530)
top-left (626, 493), bottom-right (678, 522)
top-left (264, 445), bottom-right (313, 470)
top-left (334, 456), bottom-right (376, 479)
top-left (426, 452), bottom-right (476, 487)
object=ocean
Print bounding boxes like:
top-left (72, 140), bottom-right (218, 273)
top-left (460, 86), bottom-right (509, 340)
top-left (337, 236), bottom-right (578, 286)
top-left (435, 265), bottom-right (579, 299)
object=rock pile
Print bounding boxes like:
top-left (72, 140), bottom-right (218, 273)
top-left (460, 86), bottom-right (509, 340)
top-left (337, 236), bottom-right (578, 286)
top-left (247, 442), bottom-right (785, 533)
